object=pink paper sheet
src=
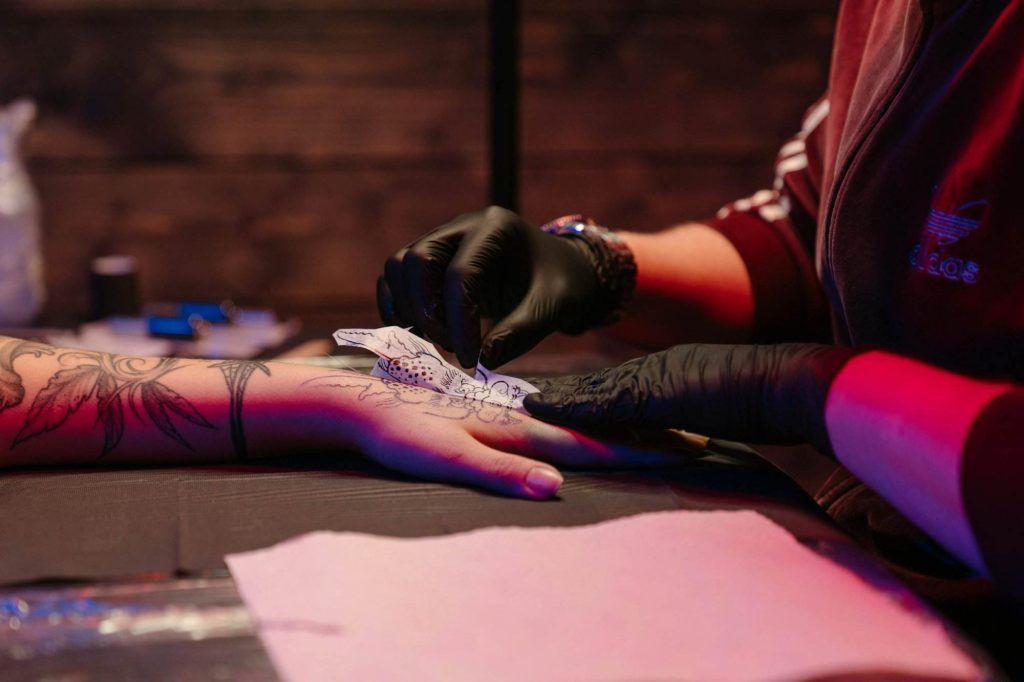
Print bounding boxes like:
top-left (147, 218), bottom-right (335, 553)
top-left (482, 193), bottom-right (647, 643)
top-left (226, 511), bottom-right (981, 682)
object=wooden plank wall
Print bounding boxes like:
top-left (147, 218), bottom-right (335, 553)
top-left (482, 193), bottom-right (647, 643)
top-left (0, 1), bottom-right (836, 321)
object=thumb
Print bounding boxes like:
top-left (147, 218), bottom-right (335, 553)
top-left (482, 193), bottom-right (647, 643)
top-left (522, 390), bottom-right (567, 419)
top-left (521, 376), bottom-right (556, 392)
top-left (524, 390), bottom-right (610, 431)
top-left (522, 375), bottom-right (592, 424)
top-left (480, 290), bottom-right (557, 369)
top-left (524, 367), bottom-right (637, 430)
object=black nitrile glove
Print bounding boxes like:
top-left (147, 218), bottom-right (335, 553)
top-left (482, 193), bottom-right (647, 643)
top-left (377, 207), bottom-right (606, 369)
top-left (524, 343), bottom-right (861, 455)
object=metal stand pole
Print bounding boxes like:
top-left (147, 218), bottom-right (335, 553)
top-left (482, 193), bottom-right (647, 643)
top-left (488, 0), bottom-right (520, 211)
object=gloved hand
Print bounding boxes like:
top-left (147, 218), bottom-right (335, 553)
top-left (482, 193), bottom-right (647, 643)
top-left (523, 343), bottom-right (861, 454)
top-left (377, 207), bottom-right (609, 369)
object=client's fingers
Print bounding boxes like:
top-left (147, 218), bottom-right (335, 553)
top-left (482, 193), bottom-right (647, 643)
top-left (477, 419), bottom-right (694, 469)
top-left (460, 439), bottom-right (565, 499)
top-left (370, 433), bottom-right (564, 500)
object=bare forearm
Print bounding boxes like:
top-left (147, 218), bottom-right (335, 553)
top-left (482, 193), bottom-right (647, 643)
top-left (0, 336), bottom-right (356, 467)
top-left (825, 352), bottom-right (1019, 579)
top-left (606, 223), bottom-right (755, 349)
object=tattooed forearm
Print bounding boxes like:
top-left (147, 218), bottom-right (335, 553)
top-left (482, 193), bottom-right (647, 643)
top-left (8, 349), bottom-right (214, 456)
top-left (302, 370), bottom-right (522, 426)
top-left (0, 339), bottom-right (53, 413)
top-left (211, 360), bottom-right (270, 460)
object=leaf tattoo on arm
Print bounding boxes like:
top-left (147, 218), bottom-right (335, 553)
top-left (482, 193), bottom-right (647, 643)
top-left (95, 372), bottom-right (124, 454)
top-left (15, 363), bottom-right (104, 447)
top-left (211, 360), bottom-right (271, 460)
top-left (12, 352), bottom-right (215, 456)
top-left (0, 339), bottom-right (53, 413)
top-left (135, 381), bottom-right (216, 451)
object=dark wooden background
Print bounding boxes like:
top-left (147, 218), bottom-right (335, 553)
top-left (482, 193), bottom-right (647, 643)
top-left (0, 0), bottom-right (836, 321)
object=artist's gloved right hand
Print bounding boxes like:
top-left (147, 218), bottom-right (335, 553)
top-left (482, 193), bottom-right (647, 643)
top-left (377, 207), bottom-right (607, 370)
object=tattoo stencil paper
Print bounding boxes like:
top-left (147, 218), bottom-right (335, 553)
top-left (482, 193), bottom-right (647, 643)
top-left (332, 327), bottom-right (538, 411)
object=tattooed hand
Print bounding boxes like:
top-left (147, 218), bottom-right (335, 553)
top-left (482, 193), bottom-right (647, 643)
top-left (0, 335), bottom-right (683, 500)
top-left (306, 370), bottom-right (683, 499)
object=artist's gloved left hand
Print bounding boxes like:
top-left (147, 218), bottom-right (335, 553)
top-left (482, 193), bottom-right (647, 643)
top-left (524, 343), bottom-right (861, 454)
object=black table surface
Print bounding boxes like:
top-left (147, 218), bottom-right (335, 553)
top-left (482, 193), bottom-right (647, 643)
top-left (0, 443), bottom-right (851, 584)
top-left (0, 445), bottom-right (1006, 681)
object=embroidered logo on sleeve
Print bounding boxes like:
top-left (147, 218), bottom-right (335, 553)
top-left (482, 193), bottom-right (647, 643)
top-left (908, 199), bottom-right (987, 285)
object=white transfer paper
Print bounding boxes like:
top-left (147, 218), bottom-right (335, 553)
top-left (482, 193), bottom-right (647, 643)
top-left (333, 326), bottom-right (538, 410)
top-left (227, 510), bottom-right (982, 682)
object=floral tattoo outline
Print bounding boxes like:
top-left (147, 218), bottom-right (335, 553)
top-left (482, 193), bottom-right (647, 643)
top-left (1, 341), bottom-right (215, 456)
top-left (302, 369), bottom-right (522, 426)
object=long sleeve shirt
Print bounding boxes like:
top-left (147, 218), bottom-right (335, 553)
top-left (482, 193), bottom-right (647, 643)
top-left (707, 0), bottom-right (1023, 593)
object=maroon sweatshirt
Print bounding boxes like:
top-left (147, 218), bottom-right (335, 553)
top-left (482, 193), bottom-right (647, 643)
top-left (708, 0), bottom-right (1023, 590)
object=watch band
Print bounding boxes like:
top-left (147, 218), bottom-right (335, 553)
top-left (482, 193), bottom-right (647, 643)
top-left (540, 214), bottom-right (638, 326)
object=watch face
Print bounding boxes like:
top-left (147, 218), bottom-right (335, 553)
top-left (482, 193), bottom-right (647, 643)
top-left (540, 214), bottom-right (593, 235)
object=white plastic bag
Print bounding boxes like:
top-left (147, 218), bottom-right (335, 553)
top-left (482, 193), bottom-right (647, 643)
top-left (0, 99), bottom-right (46, 325)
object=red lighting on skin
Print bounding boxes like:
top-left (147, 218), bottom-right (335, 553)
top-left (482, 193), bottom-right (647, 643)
top-left (825, 351), bottom-right (1010, 574)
